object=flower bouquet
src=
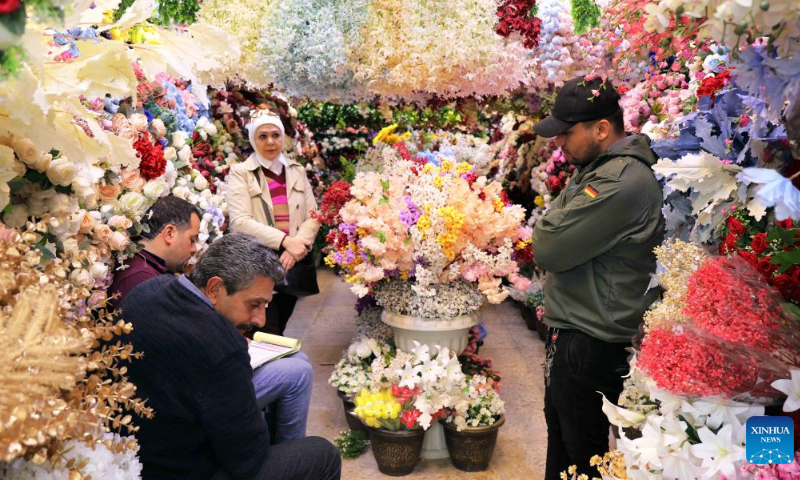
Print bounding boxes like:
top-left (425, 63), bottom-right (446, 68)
top-left (441, 374), bottom-right (506, 471)
top-left (324, 148), bottom-right (532, 314)
top-left (352, 386), bottom-right (426, 476)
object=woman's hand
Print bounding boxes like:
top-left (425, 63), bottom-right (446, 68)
top-left (280, 250), bottom-right (297, 272)
top-left (282, 236), bottom-right (311, 259)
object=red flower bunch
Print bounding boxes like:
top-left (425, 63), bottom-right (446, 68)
top-left (684, 257), bottom-right (787, 352)
top-left (0, 0), bottom-right (22, 14)
top-left (400, 409), bottom-right (422, 429)
top-left (496, 0), bottom-right (542, 49)
top-left (638, 326), bottom-right (760, 397)
top-left (134, 134), bottom-right (167, 181)
top-left (392, 384), bottom-right (421, 404)
top-left (696, 70), bottom-right (731, 100)
top-left (312, 181), bottom-right (353, 227)
top-left (190, 131), bottom-right (228, 193)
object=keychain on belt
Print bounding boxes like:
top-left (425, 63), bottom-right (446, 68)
top-left (543, 328), bottom-right (560, 387)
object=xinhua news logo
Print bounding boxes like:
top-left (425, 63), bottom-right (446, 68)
top-left (746, 416), bottom-right (794, 465)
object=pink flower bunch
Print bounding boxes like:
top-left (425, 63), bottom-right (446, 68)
top-left (542, 146), bottom-right (574, 196)
top-left (620, 82), bottom-right (650, 131)
top-left (638, 325), bottom-right (760, 397)
top-left (737, 451), bottom-right (800, 479)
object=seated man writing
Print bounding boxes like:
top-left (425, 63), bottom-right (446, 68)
top-left (120, 232), bottom-right (340, 479)
top-left (111, 196), bottom-right (312, 443)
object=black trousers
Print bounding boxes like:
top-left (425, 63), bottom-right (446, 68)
top-left (211, 436), bottom-right (341, 480)
top-left (543, 328), bottom-right (630, 480)
top-left (263, 293), bottom-right (299, 336)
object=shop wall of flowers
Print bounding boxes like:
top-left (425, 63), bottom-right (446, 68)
top-left (1, 0), bottom-right (800, 476)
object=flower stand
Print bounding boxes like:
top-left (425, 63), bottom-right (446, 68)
top-left (442, 416), bottom-right (505, 471)
top-left (381, 309), bottom-right (480, 459)
top-left (367, 426), bottom-right (425, 476)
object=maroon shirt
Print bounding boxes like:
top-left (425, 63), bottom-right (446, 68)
top-left (108, 249), bottom-right (173, 310)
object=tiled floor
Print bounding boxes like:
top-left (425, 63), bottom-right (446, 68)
top-left (289, 268), bottom-right (548, 479)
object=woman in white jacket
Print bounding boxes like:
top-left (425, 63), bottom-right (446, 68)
top-left (226, 109), bottom-right (320, 334)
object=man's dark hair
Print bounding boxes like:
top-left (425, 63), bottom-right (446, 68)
top-left (584, 108), bottom-right (625, 136)
top-left (188, 232), bottom-right (285, 295)
top-left (140, 196), bottom-right (202, 240)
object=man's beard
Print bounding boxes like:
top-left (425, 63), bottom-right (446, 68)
top-left (575, 140), bottom-right (603, 167)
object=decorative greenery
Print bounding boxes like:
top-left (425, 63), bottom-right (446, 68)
top-left (570, 0), bottom-right (601, 34)
top-left (114, 0), bottom-right (200, 25)
top-left (333, 429), bottom-right (368, 459)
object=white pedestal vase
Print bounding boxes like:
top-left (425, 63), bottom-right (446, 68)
top-left (381, 309), bottom-right (480, 460)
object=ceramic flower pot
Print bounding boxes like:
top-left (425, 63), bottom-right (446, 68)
top-left (442, 416), bottom-right (505, 472)
top-left (337, 390), bottom-right (367, 433)
top-left (381, 309), bottom-right (480, 459)
top-left (367, 426), bottom-right (425, 476)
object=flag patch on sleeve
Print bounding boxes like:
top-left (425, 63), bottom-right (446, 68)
top-left (583, 185), bottom-right (598, 198)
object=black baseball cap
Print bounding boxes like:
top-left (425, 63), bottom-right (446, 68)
top-left (534, 76), bottom-right (622, 138)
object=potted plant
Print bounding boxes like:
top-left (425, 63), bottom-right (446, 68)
top-left (442, 375), bottom-right (506, 471)
top-left (352, 386), bottom-right (425, 476)
top-left (328, 335), bottom-right (392, 433)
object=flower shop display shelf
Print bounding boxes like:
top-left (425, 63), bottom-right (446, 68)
top-left (381, 309), bottom-right (480, 460)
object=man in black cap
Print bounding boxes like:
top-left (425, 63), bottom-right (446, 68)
top-left (532, 76), bottom-right (665, 479)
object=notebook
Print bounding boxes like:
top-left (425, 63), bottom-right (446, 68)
top-left (248, 332), bottom-right (302, 369)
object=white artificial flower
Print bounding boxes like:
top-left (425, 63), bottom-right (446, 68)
top-left (72, 176), bottom-right (98, 209)
top-left (61, 237), bottom-right (79, 254)
top-left (172, 186), bottom-right (190, 200)
top-left (90, 262), bottom-right (109, 279)
top-left (117, 192), bottom-right (149, 216)
top-left (46, 156), bottom-right (77, 187)
top-left (47, 192), bottom-right (77, 216)
top-left (398, 361), bottom-right (422, 390)
top-left (171, 131), bottom-right (188, 150)
top-left (70, 268), bottom-right (93, 286)
top-left (738, 168), bottom-right (800, 221)
top-left (194, 175), bottom-right (209, 191)
top-left (143, 179), bottom-right (169, 200)
top-left (661, 442), bottom-right (703, 480)
top-left (601, 393), bottom-right (647, 428)
top-left (204, 122), bottom-right (218, 137)
top-left (177, 145), bottom-right (192, 163)
top-left (690, 424), bottom-right (746, 480)
top-left (3, 203), bottom-right (29, 228)
top-left (772, 369), bottom-right (800, 412)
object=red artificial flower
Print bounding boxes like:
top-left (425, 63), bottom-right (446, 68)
top-left (134, 134), bottom-right (167, 181)
top-left (756, 256), bottom-right (778, 279)
top-left (495, 0), bottom-right (541, 49)
top-left (391, 384), bottom-right (420, 404)
top-left (772, 274), bottom-right (795, 299)
top-left (778, 219), bottom-right (794, 229)
top-left (312, 181), bottom-right (353, 226)
top-left (545, 175), bottom-right (563, 194)
top-left (684, 257), bottom-right (785, 352)
top-left (696, 70), bottom-right (731, 100)
top-left (638, 326), bottom-right (760, 397)
top-left (718, 232), bottom-right (740, 255)
top-left (751, 233), bottom-right (768, 255)
top-left (0, 0), bottom-right (21, 14)
top-left (400, 409), bottom-right (422, 429)
top-left (725, 216), bottom-right (747, 235)
top-left (736, 250), bottom-right (759, 268)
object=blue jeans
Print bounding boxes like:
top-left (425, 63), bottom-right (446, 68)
top-left (252, 351), bottom-right (312, 443)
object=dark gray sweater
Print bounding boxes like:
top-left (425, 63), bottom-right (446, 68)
top-left (120, 275), bottom-right (270, 480)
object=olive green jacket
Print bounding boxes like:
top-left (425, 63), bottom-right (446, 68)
top-left (532, 134), bottom-right (665, 343)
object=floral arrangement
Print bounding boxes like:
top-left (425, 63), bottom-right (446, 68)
top-left (0, 433), bottom-right (142, 479)
top-left (0, 227), bottom-right (151, 469)
top-left (367, 341), bottom-right (465, 429)
top-left (349, 0), bottom-right (533, 100)
top-left (459, 325), bottom-right (503, 386)
top-left (495, 0), bottom-right (542, 49)
top-left (257, 0), bottom-right (370, 100)
top-left (445, 374), bottom-right (505, 431)
top-left (353, 386), bottom-right (423, 430)
top-left (325, 147), bottom-right (531, 306)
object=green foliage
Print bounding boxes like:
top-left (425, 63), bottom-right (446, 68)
top-left (571, 0), bottom-right (601, 34)
top-left (0, 45), bottom-right (25, 79)
top-left (114, 0), bottom-right (200, 25)
top-left (334, 430), bottom-right (368, 459)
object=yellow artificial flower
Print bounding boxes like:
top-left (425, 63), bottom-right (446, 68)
top-left (386, 134), bottom-right (401, 144)
top-left (421, 163), bottom-right (435, 175)
top-left (372, 124), bottom-right (399, 145)
top-left (416, 215), bottom-right (430, 239)
top-left (456, 162), bottom-right (473, 175)
top-left (433, 176), bottom-right (444, 189)
top-left (439, 159), bottom-right (454, 173)
top-left (324, 254), bottom-right (337, 267)
top-left (493, 197), bottom-right (504, 213)
top-left (400, 270), bottom-right (409, 280)
top-left (534, 195), bottom-right (545, 207)
top-left (401, 132), bottom-right (412, 141)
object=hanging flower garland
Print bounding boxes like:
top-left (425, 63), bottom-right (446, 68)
top-left (349, 0), bottom-right (533, 101)
top-left (257, 0), bottom-right (370, 100)
top-left (495, 0), bottom-right (542, 49)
